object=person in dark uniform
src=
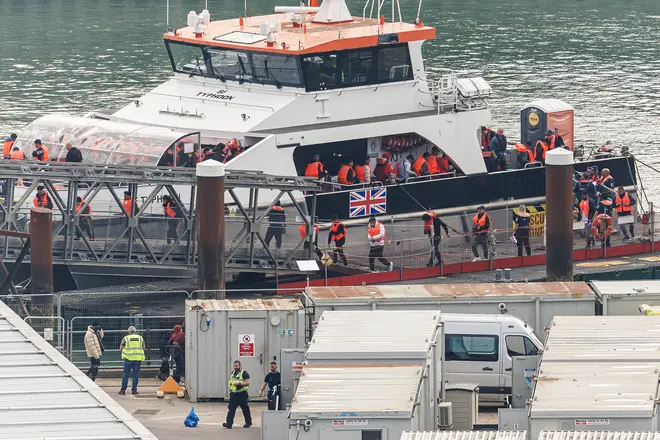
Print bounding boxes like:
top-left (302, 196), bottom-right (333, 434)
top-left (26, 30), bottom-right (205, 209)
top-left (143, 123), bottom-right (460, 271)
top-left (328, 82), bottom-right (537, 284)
top-left (259, 361), bottom-right (281, 410)
top-left (223, 360), bottom-right (252, 429)
top-left (513, 205), bottom-right (532, 257)
top-left (265, 200), bottom-right (286, 251)
top-left (422, 212), bottom-right (449, 266)
top-left (65, 143), bottom-right (83, 163)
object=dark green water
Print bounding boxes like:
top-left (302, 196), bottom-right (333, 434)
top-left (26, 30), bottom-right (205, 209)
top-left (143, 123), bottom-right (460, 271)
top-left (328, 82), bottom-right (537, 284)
top-left (1, 0), bottom-right (659, 201)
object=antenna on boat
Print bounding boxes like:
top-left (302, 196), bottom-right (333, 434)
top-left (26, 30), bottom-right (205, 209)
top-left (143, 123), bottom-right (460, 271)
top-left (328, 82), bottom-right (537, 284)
top-left (166, 0), bottom-right (170, 30)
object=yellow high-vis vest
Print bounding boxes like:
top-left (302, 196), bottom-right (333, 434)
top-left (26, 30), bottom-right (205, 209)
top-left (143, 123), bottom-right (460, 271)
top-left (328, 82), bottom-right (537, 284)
top-left (121, 334), bottom-right (145, 361)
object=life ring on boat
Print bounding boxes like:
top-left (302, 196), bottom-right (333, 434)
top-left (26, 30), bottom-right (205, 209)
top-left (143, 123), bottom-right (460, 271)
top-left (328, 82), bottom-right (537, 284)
top-left (591, 214), bottom-right (613, 240)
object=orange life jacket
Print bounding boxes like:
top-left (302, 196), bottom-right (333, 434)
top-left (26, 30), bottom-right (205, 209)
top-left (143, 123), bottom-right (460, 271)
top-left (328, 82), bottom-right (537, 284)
top-left (601, 175), bottom-right (613, 186)
top-left (579, 200), bottom-right (590, 219)
top-left (3, 140), bottom-right (14, 157)
top-left (33, 193), bottom-right (49, 208)
top-left (304, 161), bottom-right (324, 178)
top-left (437, 156), bottom-right (450, 173)
top-left (472, 213), bottom-right (490, 234)
top-left (368, 222), bottom-right (386, 245)
top-left (10, 149), bottom-right (25, 160)
top-left (355, 164), bottom-right (370, 183)
top-left (298, 224), bottom-right (319, 240)
top-left (545, 135), bottom-right (556, 150)
top-left (615, 193), bottom-right (632, 213)
top-left (411, 156), bottom-right (426, 175)
top-left (535, 141), bottom-right (549, 160)
top-left (35, 145), bottom-right (49, 161)
top-left (427, 155), bottom-right (440, 174)
top-left (164, 201), bottom-right (176, 218)
top-left (591, 214), bottom-right (613, 240)
top-left (514, 143), bottom-right (534, 163)
top-left (123, 198), bottom-right (136, 216)
top-left (329, 222), bottom-right (346, 242)
top-left (424, 210), bottom-right (436, 234)
top-left (76, 200), bottom-right (91, 214)
top-left (337, 165), bottom-right (352, 185)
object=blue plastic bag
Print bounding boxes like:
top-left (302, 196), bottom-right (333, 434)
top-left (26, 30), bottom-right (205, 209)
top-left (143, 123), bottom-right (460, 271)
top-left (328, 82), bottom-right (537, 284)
top-left (184, 406), bottom-right (199, 427)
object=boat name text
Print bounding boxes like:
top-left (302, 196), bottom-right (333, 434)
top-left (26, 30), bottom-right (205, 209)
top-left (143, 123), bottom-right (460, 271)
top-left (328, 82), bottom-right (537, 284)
top-left (197, 90), bottom-right (235, 100)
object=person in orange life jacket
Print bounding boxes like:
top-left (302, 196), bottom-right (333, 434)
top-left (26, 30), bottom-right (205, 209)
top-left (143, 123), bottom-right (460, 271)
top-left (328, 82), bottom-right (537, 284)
top-left (534, 140), bottom-right (548, 165)
top-left (122, 191), bottom-right (138, 216)
top-left (3, 133), bottom-right (16, 158)
top-left (328, 214), bottom-right (348, 266)
top-left (615, 186), bottom-right (636, 241)
top-left (337, 159), bottom-right (357, 185)
top-left (162, 195), bottom-right (182, 244)
top-left (600, 168), bottom-right (615, 191)
top-left (304, 153), bottom-right (327, 180)
top-left (299, 222), bottom-right (323, 259)
top-left (382, 153), bottom-right (397, 180)
top-left (373, 157), bottom-right (391, 184)
top-left (436, 151), bottom-right (450, 174)
top-left (32, 139), bottom-right (49, 162)
top-left (411, 153), bottom-right (430, 176)
top-left (481, 127), bottom-right (496, 172)
top-left (490, 129), bottom-right (507, 171)
top-left (33, 185), bottom-right (53, 209)
top-left (422, 212), bottom-right (449, 267)
top-left (355, 157), bottom-right (371, 183)
top-left (265, 201), bottom-right (286, 251)
top-left (514, 141), bottom-right (534, 169)
top-left (594, 194), bottom-right (614, 248)
top-left (553, 128), bottom-right (565, 149)
top-left (367, 216), bottom-right (393, 272)
top-left (427, 149), bottom-right (441, 174)
top-left (544, 130), bottom-right (556, 150)
top-left (10, 146), bottom-right (25, 160)
top-left (576, 192), bottom-right (597, 248)
top-left (513, 205), bottom-right (531, 257)
top-left (471, 205), bottom-right (490, 261)
top-left (574, 172), bottom-right (597, 201)
top-left (75, 196), bottom-right (94, 240)
top-left (223, 139), bottom-right (242, 163)
top-left (480, 126), bottom-right (493, 150)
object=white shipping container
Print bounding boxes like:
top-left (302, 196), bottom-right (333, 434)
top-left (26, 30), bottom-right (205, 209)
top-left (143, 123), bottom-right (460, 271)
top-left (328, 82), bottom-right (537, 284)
top-left (591, 281), bottom-right (660, 316)
top-left (305, 283), bottom-right (595, 341)
top-left (185, 298), bottom-right (305, 402)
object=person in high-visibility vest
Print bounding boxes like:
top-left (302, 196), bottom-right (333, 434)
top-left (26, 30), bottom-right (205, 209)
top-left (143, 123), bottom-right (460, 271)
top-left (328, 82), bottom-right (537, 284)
top-left (2, 133), bottom-right (16, 158)
top-left (224, 360), bottom-right (253, 429)
top-left (328, 214), bottom-right (348, 266)
top-left (122, 191), bottom-right (138, 216)
top-left (299, 222), bottom-right (323, 259)
top-left (367, 216), bottom-right (393, 272)
top-left (471, 205), bottom-right (490, 261)
top-left (615, 186), bottom-right (636, 241)
top-left (32, 139), bottom-right (49, 162)
top-left (75, 196), bottom-right (94, 240)
top-left (162, 195), bottom-right (182, 244)
top-left (118, 326), bottom-right (145, 395)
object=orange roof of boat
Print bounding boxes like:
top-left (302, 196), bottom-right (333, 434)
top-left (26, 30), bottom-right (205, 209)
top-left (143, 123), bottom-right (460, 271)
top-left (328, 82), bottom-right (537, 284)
top-left (164, 13), bottom-right (435, 55)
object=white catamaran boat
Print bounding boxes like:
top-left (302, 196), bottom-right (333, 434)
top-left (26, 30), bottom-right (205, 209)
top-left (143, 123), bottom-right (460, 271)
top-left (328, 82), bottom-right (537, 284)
top-left (10, 0), bottom-right (636, 220)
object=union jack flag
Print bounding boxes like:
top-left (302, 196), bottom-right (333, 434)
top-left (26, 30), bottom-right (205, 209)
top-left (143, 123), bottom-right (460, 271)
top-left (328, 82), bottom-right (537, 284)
top-left (349, 188), bottom-right (387, 218)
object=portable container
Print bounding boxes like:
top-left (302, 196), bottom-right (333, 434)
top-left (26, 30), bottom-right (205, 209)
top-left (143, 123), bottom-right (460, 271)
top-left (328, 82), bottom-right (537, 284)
top-left (306, 310), bottom-right (443, 425)
top-left (185, 298), bottom-right (305, 401)
top-left (401, 432), bottom-right (527, 440)
top-left (591, 280), bottom-right (660, 316)
top-left (520, 99), bottom-right (574, 150)
top-left (529, 316), bottom-right (660, 439)
top-left (289, 364), bottom-right (434, 440)
top-left (305, 283), bottom-right (595, 341)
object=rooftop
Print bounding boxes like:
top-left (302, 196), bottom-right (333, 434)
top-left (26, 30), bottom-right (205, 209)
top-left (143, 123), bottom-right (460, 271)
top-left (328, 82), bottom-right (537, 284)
top-left (306, 310), bottom-right (440, 360)
top-left (186, 298), bottom-right (303, 311)
top-left (306, 282), bottom-right (593, 302)
top-left (590, 280), bottom-right (660, 297)
top-left (166, 13), bottom-right (435, 55)
top-left (289, 364), bottom-right (423, 418)
top-left (0, 301), bottom-right (157, 440)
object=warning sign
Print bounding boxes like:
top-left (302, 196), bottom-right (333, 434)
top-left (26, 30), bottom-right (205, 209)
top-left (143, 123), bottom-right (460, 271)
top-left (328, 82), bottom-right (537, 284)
top-left (513, 204), bottom-right (546, 237)
top-left (238, 334), bottom-right (255, 357)
top-left (332, 419), bottom-right (368, 426)
top-left (575, 419), bottom-right (610, 426)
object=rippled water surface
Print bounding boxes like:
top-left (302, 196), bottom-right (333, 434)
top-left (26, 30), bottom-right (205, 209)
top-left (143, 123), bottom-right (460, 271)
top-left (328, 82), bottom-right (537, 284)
top-left (1, 0), bottom-right (659, 201)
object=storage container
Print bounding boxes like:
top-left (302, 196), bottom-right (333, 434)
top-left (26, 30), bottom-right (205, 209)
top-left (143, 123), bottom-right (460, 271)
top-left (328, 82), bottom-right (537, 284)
top-left (185, 298), bottom-right (305, 401)
top-left (591, 281), bottom-right (660, 316)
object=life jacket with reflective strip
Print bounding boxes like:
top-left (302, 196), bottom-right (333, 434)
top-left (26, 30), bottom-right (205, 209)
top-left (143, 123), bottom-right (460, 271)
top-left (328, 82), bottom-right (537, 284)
top-left (164, 201), bottom-right (176, 218)
top-left (355, 164), bottom-right (370, 182)
top-left (229, 369), bottom-right (249, 393)
top-left (615, 193), bottom-right (632, 213)
top-left (304, 161), bottom-right (324, 178)
top-left (337, 165), bottom-right (352, 185)
top-left (411, 156), bottom-right (426, 175)
top-left (3, 140), bottom-right (14, 157)
top-left (329, 222), bottom-right (346, 242)
top-left (121, 334), bottom-right (145, 361)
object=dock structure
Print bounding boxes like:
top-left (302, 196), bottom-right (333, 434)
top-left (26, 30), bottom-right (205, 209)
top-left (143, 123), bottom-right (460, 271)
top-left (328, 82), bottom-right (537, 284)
top-left (0, 297), bottom-right (158, 439)
top-left (0, 161), bottom-right (321, 289)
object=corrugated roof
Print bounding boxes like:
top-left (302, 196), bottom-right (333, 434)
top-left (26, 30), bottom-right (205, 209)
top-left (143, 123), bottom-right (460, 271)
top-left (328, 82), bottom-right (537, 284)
top-left (307, 283), bottom-right (593, 302)
top-left (538, 432), bottom-right (660, 440)
top-left (543, 316), bottom-right (660, 362)
top-left (401, 432), bottom-right (527, 440)
top-left (290, 364), bottom-right (423, 418)
top-left (186, 298), bottom-right (303, 311)
top-left (0, 301), bottom-right (157, 440)
top-left (306, 310), bottom-right (440, 360)
top-left (590, 280), bottom-right (660, 297)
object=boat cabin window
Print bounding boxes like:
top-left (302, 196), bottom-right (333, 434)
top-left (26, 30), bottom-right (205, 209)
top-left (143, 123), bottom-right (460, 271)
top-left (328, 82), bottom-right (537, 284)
top-left (302, 43), bottom-right (413, 92)
top-left (251, 53), bottom-right (303, 87)
top-left (167, 42), bottom-right (208, 76)
top-left (208, 49), bottom-right (253, 83)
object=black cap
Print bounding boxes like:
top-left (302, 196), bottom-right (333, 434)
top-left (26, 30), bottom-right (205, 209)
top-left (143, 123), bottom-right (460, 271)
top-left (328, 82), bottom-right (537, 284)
top-left (10, 133), bottom-right (16, 139)
top-left (423, 152), bottom-right (430, 158)
top-left (124, 191), bottom-right (131, 196)
top-left (36, 185), bottom-right (45, 191)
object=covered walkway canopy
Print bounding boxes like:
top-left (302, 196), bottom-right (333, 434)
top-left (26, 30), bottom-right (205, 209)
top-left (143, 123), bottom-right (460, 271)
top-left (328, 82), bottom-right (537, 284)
top-left (14, 114), bottom-right (199, 166)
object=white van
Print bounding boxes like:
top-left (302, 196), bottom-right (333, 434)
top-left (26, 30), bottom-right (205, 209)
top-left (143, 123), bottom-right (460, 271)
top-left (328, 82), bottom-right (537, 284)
top-left (443, 314), bottom-right (543, 400)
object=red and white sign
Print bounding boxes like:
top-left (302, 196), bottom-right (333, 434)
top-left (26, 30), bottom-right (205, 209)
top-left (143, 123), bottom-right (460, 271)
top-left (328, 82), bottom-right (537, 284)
top-left (238, 334), bottom-right (255, 357)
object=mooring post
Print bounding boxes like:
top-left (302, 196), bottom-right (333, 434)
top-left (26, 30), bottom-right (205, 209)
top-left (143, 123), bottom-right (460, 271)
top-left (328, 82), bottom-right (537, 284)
top-left (30, 207), bottom-right (54, 312)
top-left (545, 148), bottom-right (574, 281)
top-left (196, 159), bottom-right (225, 297)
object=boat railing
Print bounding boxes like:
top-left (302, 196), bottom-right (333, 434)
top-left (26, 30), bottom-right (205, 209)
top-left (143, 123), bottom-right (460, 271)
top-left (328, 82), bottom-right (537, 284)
top-left (524, 162), bottom-right (544, 169)
top-left (403, 171), bottom-right (456, 183)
